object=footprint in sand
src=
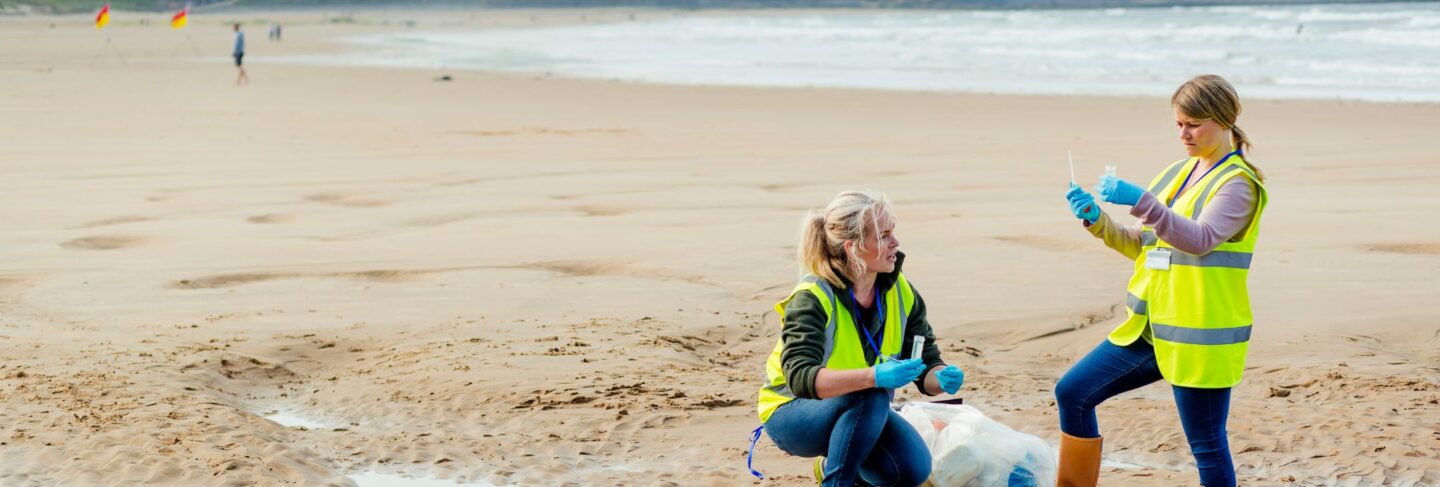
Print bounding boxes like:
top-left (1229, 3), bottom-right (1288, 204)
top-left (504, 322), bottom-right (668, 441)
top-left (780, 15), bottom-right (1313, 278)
top-left (75, 216), bottom-right (155, 229)
top-left (173, 272), bottom-right (296, 289)
top-left (406, 213), bottom-right (480, 228)
top-left (575, 205), bottom-right (630, 217)
top-left (990, 235), bottom-right (1088, 252)
top-left (246, 214), bottom-right (296, 224)
top-left (1365, 243), bottom-right (1440, 255)
top-left (513, 260), bottom-right (710, 286)
top-left (173, 269), bottom-right (444, 289)
top-left (59, 235), bottom-right (150, 250)
top-left (0, 276), bottom-right (35, 289)
top-left (304, 192), bottom-right (390, 208)
top-left (433, 177), bottom-right (489, 187)
top-left (513, 260), bottom-right (625, 278)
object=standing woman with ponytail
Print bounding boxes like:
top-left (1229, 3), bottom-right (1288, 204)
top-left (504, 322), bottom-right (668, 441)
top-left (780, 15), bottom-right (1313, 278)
top-left (1055, 75), bottom-right (1269, 487)
top-left (755, 190), bottom-right (965, 487)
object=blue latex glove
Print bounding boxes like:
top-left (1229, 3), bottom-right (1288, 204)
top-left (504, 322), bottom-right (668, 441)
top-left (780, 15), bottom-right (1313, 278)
top-left (936, 365), bottom-right (965, 394)
top-left (1066, 183), bottom-right (1100, 223)
top-left (874, 358), bottom-right (926, 389)
top-left (1095, 174), bottom-right (1145, 207)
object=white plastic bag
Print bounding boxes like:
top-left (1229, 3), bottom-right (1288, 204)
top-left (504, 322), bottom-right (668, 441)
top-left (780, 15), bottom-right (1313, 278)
top-left (897, 402), bottom-right (1057, 487)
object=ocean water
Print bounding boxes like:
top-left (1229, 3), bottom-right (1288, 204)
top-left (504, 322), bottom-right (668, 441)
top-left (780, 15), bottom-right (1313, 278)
top-left (304, 3), bottom-right (1440, 102)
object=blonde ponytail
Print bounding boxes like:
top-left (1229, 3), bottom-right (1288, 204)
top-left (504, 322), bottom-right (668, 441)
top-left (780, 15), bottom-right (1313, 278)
top-left (1230, 125), bottom-right (1265, 182)
top-left (795, 190), bottom-right (893, 289)
top-left (797, 211), bottom-right (844, 288)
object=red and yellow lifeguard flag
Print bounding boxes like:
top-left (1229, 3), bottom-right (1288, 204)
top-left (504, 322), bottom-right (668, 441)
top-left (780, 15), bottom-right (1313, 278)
top-left (95, 3), bottom-right (110, 29)
top-left (171, 4), bottom-right (189, 29)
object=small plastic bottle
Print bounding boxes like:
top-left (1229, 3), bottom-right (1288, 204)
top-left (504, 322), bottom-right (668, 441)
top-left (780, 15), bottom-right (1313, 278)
top-left (1102, 165), bottom-right (1118, 194)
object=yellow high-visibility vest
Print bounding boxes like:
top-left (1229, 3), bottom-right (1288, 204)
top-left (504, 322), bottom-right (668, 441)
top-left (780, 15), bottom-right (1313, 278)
top-left (1110, 154), bottom-right (1268, 388)
top-left (756, 274), bottom-right (915, 422)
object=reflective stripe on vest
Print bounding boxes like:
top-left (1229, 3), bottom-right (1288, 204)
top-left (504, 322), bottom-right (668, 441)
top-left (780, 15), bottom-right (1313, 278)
top-left (1147, 159), bottom-right (1188, 196)
top-left (1152, 323), bottom-right (1253, 345)
top-left (756, 276), bottom-right (835, 406)
top-left (806, 275), bottom-right (840, 365)
top-left (1126, 292), bottom-right (1147, 315)
top-left (1138, 238), bottom-right (1252, 270)
top-left (756, 274), bottom-right (914, 422)
top-left (1170, 250), bottom-right (1253, 269)
top-left (1108, 155), bottom-right (1267, 389)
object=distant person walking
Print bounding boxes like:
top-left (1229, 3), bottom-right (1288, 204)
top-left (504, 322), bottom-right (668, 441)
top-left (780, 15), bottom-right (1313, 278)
top-left (233, 23), bottom-right (248, 85)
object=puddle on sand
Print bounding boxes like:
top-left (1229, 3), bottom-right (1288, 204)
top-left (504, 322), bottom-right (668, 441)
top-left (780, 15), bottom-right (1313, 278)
top-left (260, 409), bottom-right (505, 486)
top-left (1102, 458), bottom-right (1148, 470)
top-left (263, 409), bottom-right (335, 429)
top-left (348, 472), bottom-right (501, 487)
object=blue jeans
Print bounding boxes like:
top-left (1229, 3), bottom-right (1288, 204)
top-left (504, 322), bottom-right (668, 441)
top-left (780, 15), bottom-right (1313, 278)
top-left (1055, 339), bottom-right (1236, 487)
top-left (764, 388), bottom-right (930, 487)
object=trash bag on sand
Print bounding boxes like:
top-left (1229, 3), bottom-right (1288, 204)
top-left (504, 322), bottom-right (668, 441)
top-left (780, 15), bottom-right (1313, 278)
top-left (897, 402), bottom-right (1057, 487)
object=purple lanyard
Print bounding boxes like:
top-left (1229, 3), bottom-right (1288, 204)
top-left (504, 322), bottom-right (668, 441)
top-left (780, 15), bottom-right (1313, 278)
top-left (1169, 150), bottom-right (1241, 208)
top-left (849, 286), bottom-right (887, 364)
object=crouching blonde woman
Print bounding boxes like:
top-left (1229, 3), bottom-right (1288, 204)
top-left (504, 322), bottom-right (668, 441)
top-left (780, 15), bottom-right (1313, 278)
top-left (755, 190), bottom-right (966, 487)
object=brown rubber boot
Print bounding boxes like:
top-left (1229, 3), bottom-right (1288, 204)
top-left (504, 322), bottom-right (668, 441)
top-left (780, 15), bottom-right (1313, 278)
top-left (1057, 433), bottom-right (1102, 487)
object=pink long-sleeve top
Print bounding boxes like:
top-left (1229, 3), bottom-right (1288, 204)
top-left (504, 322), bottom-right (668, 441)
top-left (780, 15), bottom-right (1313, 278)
top-left (1084, 175), bottom-right (1258, 258)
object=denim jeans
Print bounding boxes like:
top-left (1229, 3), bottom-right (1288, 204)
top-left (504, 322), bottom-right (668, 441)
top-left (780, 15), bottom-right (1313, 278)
top-left (764, 388), bottom-right (930, 487)
top-left (1055, 338), bottom-right (1236, 487)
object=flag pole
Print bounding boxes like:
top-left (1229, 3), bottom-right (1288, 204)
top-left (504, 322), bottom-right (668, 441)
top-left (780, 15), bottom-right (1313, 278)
top-left (91, 3), bottom-right (126, 66)
top-left (169, 3), bottom-right (199, 56)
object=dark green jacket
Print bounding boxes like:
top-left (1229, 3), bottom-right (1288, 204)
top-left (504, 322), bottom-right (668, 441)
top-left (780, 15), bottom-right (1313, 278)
top-left (779, 252), bottom-right (946, 399)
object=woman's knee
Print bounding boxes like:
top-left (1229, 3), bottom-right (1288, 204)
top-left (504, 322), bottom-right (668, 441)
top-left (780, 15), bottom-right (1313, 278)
top-left (894, 450), bottom-right (931, 487)
top-left (1187, 435), bottom-right (1233, 478)
top-left (1053, 372), bottom-right (1090, 411)
top-left (841, 387), bottom-right (891, 413)
top-left (875, 412), bottom-right (931, 487)
top-left (865, 445), bottom-right (931, 487)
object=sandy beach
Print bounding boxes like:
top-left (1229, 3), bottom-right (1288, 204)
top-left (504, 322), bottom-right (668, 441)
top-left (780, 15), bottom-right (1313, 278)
top-left (0, 7), bottom-right (1436, 486)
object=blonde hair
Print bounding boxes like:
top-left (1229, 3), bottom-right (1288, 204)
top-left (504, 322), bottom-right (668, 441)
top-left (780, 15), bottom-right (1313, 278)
top-left (797, 190), bottom-right (893, 289)
top-left (1172, 74), bottom-right (1266, 182)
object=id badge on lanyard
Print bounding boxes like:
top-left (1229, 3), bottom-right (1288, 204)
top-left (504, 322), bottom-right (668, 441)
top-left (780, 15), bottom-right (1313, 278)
top-left (1145, 248), bottom-right (1171, 270)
